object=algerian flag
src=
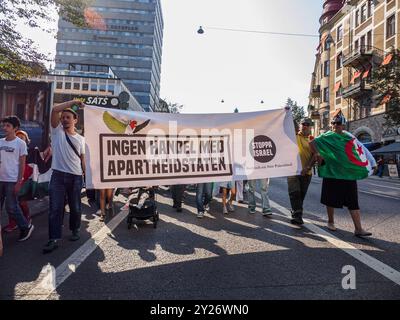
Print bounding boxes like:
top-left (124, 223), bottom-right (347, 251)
top-left (314, 131), bottom-right (376, 180)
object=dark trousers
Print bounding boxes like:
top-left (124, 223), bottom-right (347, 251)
top-left (171, 185), bottom-right (185, 208)
top-left (287, 175), bottom-right (312, 218)
top-left (0, 181), bottom-right (29, 230)
top-left (196, 183), bottom-right (213, 213)
top-left (49, 170), bottom-right (83, 240)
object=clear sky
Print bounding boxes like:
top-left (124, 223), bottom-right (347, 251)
top-left (18, 0), bottom-right (323, 114)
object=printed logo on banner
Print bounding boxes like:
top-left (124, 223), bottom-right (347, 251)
top-left (99, 134), bottom-right (233, 182)
top-left (249, 135), bottom-right (276, 163)
top-left (103, 111), bottom-right (151, 134)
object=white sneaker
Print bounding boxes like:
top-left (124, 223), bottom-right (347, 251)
top-left (327, 223), bottom-right (337, 231)
top-left (204, 204), bottom-right (210, 212)
top-left (197, 211), bottom-right (205, 219)
top-left (227, 203), bottom-right (235, 212)
top-left (222, 206), bottom-right (228, 214)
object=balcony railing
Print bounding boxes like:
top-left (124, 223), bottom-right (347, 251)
top-left (342, 80), bottom-right (372, 99)
top-left (310, 85), bottom-right (321, 98)
top-left (343, 45), bottom-right (374, 68)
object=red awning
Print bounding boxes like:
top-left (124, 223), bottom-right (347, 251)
top-left (382, 54), bottom-right (393, 66)
top-left (381, 94), bottom-right (391, 104)
top-left (362, 67), bottom-right (371, 79)
top-left (350, 71), bottom-right (362, 83)
top-left (334, 82), bottom-right (342, 92)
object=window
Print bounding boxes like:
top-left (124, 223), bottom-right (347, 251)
top-left (56, 82), bottom-right (63, 89)
top-left (108, 84), bottom-right (115, 94)
top-left (323, 87), bottom-right (329, 103)
top-left (360, 35), bottom-right (366, 50)
top-left (337, 25), bottom-right (343, 42)
top-left (82, 83), bottom-right (89, 91)
top-left (336, 52), bottom-right (343, 70)
top-left (386, 15), bottom-right (395, 39)
top-left (65, 82), bottom-right (71, 90)
top-left (355, 39), bottom-right (359, 52)
top-left (16, 104), bottom-right (25, 120)
top-left (324, 61), bottom-right (330, 77)
top-left (73, 83), bottom-right (80, 90)
top-left (355, 10), bottom-right (360, 27)
top-left (367, 31), bottom-right (372, 50)
top-left (367, 0), bottom-right (373, 18)
top-left (90, 83), bottom-right (98, 92)
top-left (336, 85), bottom-right (343, 98)
top-left (99, 84), bottom-right (106, 92)
top-left (361, 4), bottom-right (367, 23)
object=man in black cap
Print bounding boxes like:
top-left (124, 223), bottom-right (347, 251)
top-left (287, 117), bottom-right (315, 225)
top-left (43, 100), bottom-right (86, 253)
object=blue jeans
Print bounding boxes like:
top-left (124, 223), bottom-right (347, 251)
top-left (0, 181), bottom-right (29, 230)
top-left (196, 183), bottom-right (213, 213)
top-left (48, 170), bottom-right (83, 240)
top-left (248, 179), bottom-right (271, 210)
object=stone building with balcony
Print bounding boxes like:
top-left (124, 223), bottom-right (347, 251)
top-left (308, 0), bottom-right (400, 146)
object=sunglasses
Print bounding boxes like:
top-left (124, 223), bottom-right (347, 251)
top-left (331, 122), bottom-right (342, 125)
top-left (301, 123), bottom-right (311, 127)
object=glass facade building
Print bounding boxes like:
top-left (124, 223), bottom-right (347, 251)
top-left (55, 0), bottom-right (163, 112)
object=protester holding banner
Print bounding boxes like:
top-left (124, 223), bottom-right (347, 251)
top-left (287, 118), bottom-right (314, 225)
top-left (247, 179), bottom-right (272, 215)
top-left (220, 181), bottom-right (236, 214)
top-left (0, 116), bottom-right (34, 243)
top-left (310, 110), bottom-right (375, 238)
top-left (236, 180), bottom-right (245, 203)
top-left (43, 100), bottom-right (86, 254)
top-left (196, 183), bottom-right (213, 218)
top-left (99, 188), bottom-right (114, 222)
top-left (171, 184), bottom-right (186, 212)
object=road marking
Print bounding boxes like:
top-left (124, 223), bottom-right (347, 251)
top-left (21, 209), bottom-right (129, 300)
top-left (267, 197), bottom-right (400, 286)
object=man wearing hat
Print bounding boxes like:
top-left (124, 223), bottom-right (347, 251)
top-left (43, 100), bottom-right (86, 253)
top-left (287, 117), bottom-right (315, 225)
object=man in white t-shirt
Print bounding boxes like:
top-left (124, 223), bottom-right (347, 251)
top-left (43, 100), bottom-right (86, 254)
top-left (0, 116), bottom-right (34, 242)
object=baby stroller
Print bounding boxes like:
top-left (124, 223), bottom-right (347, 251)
top-left (127, 187), bottom-right (159, 229)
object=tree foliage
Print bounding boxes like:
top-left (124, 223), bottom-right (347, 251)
top-left (0, 0), bottom-right (94, 80)
top-left (285, 97), bottom-right (305, 130)
top-left (371, 49), bottom-right (400, 126)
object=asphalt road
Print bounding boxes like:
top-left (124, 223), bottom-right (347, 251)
top-left (0, 176), bottom-right (399, 300)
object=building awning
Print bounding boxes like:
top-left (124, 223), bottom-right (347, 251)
top-left (371, 142), bottom-right (400, 154)
top-left (382, 53), bottom-right (393, 66)
top-left (350, 71), bottom-right (362, 83)
top-left (382, 94), bottom-right (391, 104)
top-left (362, 67), bottom-right (371, 79)
top-left (334, 81), bottom-right (342, 92)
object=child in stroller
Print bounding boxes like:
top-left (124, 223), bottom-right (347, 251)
top-left (127, 187), bottom-right (159, 229)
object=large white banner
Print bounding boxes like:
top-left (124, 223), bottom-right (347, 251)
top-left (84, 106), bottom-right (301, 188)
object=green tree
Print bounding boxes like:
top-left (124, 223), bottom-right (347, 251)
top-left (167, 102), bottom-right (184, 114)
top-left (0, 0), bottom-right (93, 80)
top-left (371, 49), bottom-right (400, 126)
top-left (285, 97), bottom-right (305, 129)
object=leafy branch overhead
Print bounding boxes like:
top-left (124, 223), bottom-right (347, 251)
top-left (371, 49), bottom-right (400, 126)
top-left (0, 0), bottom-right (94, 80)
top-left (285, 98), bottom-right (305, 130)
